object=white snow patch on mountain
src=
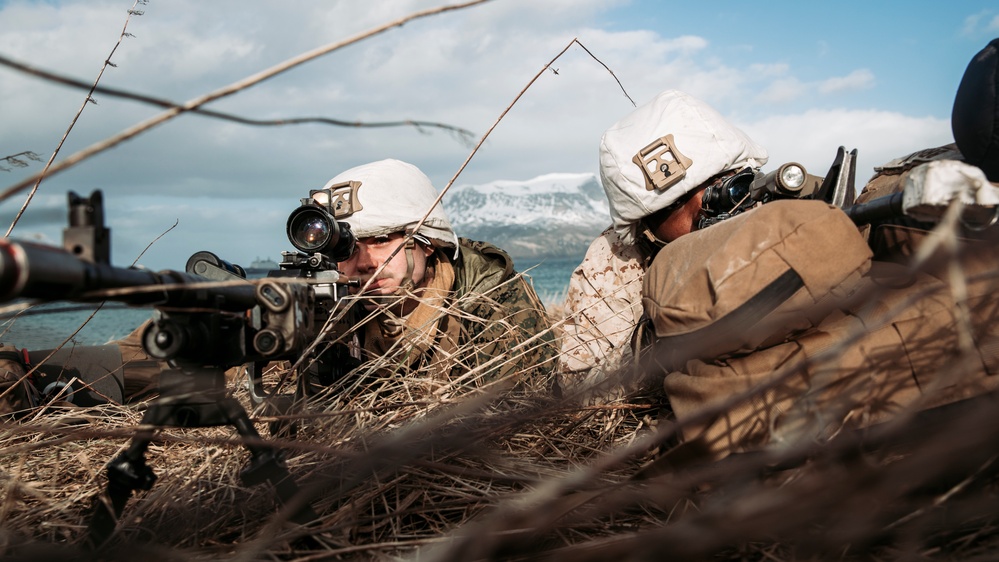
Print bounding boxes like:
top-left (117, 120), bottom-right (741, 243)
top-left (443, 172), bottom-right (609, 259)
top-left (446, 172), bottom-right (607, 226)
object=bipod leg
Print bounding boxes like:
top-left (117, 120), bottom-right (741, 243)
top-left (86, 400), bottom-right (175, 548)
top-left (220, 397), bottom-right (318, 526)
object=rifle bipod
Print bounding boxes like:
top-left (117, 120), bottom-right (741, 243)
top-left (86, 365), bottom-right (318, 548)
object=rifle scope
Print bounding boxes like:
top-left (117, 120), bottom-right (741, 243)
top-left (285, 202), bottom-right (356, 263)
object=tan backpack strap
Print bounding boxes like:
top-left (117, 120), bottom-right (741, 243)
top-left (653, 268), bottom-right (805, 368)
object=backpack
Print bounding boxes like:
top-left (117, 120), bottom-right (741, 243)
top-left (641, 199), bottom-right (999, 458)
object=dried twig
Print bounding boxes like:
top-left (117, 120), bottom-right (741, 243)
top-left (0, 0), bottom-right (493, 204)
top-left (0, 151), bottom-right (42, 173)
top-left (0, 55), bottom-right (476, 145)
top-left (4, 0), bottom-right (146, 237)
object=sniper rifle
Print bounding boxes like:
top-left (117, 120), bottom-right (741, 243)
top-left (0, 188), bottom-right (359, 547)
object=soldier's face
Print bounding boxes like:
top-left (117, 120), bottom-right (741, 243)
top-left (651, 187), bottom-right (705, 242)
top-left (338, 232), bottom-right (434, 309)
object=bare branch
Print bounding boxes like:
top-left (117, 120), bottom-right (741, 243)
top-left (434, 37), bottom-right (634, 216)
top-left (0, 0), bottom-right (493, 206)
top-left (0, 151), bottom-right (42, 172)
top-left (132, 219), bottom-right (180, 266)
top-left (5, 0), bottom-right (147, 237)
top-left (0, 55), bottom-right (475, 143)
top-left (367, 38), bottom-right (635, 286)
top-left (573, 39), bottom-right (636, 107)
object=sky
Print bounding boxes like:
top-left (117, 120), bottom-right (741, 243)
top-left (0, 0), bottom-right (997, 271)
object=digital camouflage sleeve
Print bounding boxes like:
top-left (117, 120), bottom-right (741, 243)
top-left (452, 239), bottom-right (558, 393)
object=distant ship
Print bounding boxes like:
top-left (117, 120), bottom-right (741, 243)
top-left (245, 256), bottom-right (279, 277)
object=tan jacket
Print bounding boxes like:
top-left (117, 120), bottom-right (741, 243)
top-left (559, 227), bottom-right (646, 379)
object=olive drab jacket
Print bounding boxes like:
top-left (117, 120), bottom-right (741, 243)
top-left (0, 239), bottom-right (557, 413)
top-left (352, 237), bottom-right (558, 397)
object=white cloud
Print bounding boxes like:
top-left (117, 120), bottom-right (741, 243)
top-left (0, 0), bottom-right (968, 270)
top-left (961, 9), bottom-right (999, 36)
top-left (819, 69), bottom-right (875, 94)
top-left (658, 34), bottom-right (710, 55)
top-left (756, 77), bottom-right (808, 104)
top-left (749, 68), bottom-right (875, 105)
top-left (0, 1), bottom-right (124, 66)
top-left (109, 195), bottom-right (292, 268)
top-left (748, 63), bottom-right (791, 78)
top-left (744, 109), bottom-right (952, 185)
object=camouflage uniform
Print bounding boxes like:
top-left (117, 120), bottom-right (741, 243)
top-left (354, 237), bottom-right (558, 394)
top-left (560, 90), bottom-right (768, 386)
top-left (559, 227), bottom-right (645, 380)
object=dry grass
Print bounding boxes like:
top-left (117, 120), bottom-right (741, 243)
top-left (3, 330), bottom-right (999, 561)
top-left (0, 354), bottom-right (667, 560)
top-left (11, 4), bottom-right (996, 558)
top-left (3, 223), bottom-right (999, 561)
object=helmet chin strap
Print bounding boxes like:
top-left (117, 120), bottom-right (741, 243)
top-left (397, 231), bottom-right (434, 294)
top-left (372, 237), bottom-right (419, 323)
top-left (399, 236), bottom-right (418, 292)
top-left (638, 223), bottom-right (669, 255)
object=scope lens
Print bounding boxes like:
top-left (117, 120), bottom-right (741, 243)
top-left (727, 180), bottom-right (750, 205)
top-left (720, 170), bottom-right (754, 210)
top-left (289, 208), bottom-right (332, 252)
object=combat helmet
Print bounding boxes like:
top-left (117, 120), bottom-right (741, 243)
top-left (599, 89), bottom-right (768, 245)
top-left (319, 159), bottom-right (459, 256)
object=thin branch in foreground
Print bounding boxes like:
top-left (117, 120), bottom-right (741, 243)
top-left (5, 0), bottom-right (146, 238)
top-left (0, 0), bottom-right (493, 205)
top-left (438, 37), bottom-right (635, 208)
top-left (130, 219), bottom-right (179, 267)
top-left (351, 37), bottom-right (636, 310)
top-left (0, 55), bottom-right (476, 146)
top-left (0, 151), bottom-right (42, 172)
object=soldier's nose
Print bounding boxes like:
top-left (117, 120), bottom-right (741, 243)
top-left (353, 244), bottom-right (377, 272)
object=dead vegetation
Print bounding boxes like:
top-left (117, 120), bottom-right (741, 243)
top-left (2, 248), bottom-right (999, 562)
top-left (1, 190), bottom-right (998, 562)
top-left (3, 3), bottom-right (999, 560)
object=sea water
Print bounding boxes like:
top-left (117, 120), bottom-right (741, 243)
top-left (0, 303), bottom-right (156, 352)
top-left (0, 256), bottom-right (581, 352)
top-left (515, 254), bottom-right (581, 305)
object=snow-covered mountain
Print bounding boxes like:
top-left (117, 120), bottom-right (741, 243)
top-left (443, 172), bottom-right (609, 259)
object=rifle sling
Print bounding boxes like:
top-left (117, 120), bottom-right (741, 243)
top-left (655, 268), bottom-right (805, 364)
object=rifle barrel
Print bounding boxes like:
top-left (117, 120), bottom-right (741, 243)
top-left (0, 239), bottom-right (258, 311)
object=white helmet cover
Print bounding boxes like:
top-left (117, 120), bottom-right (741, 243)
top-left (321, 159), bottom-right (459, 250)
top-left (599, 90), bottom-right (769, 245)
